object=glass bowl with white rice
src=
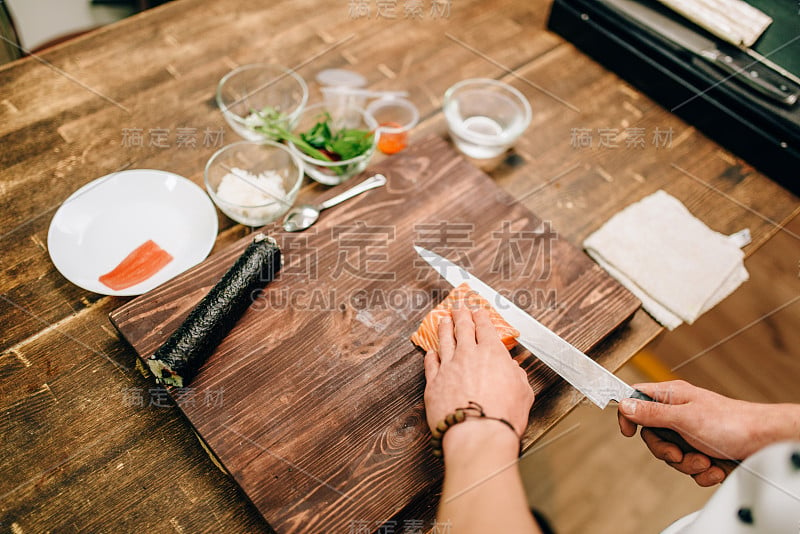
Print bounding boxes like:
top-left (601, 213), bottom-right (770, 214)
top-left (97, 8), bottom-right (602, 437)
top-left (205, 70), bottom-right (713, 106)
top-left (204, 140), bottom-right (304, 227)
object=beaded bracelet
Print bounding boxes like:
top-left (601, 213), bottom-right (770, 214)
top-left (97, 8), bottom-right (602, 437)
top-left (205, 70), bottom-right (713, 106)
top-left (430, 401), bottom-right (521, 458)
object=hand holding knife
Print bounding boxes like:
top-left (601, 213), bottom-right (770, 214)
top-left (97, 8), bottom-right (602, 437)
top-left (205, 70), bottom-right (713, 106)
top-left (415, 246), bottom-right (740, 473)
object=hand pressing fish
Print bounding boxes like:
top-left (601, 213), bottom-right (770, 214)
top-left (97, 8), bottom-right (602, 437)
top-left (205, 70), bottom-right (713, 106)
top-left (410, 282), bottom-right (520, 352)
top-left (147, 233), bottom-right (281, 387)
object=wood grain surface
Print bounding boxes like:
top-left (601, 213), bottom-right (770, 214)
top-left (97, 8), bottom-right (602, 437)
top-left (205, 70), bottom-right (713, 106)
top-left (109, 137), bottom-right (640, 532)
top-left (1, 0), bottom-right (798, 532)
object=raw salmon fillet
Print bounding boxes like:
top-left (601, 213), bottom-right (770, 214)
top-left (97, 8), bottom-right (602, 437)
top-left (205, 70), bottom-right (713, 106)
top-left (99, 239), bottom-right (173, 291)
top-left (411, 282), bottom-right (520, 353)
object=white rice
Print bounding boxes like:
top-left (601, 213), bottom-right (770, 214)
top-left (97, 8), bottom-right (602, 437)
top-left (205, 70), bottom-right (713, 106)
top-left (216, 167), bottom-right (287, 223)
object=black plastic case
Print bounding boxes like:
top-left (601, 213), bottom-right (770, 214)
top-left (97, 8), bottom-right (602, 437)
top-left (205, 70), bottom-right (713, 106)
top-left (547, 0), bottom-right (800, 194)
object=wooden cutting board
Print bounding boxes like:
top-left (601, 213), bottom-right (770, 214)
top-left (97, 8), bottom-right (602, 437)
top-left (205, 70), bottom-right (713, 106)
top-left (110, 136), bottom-right (640, 533)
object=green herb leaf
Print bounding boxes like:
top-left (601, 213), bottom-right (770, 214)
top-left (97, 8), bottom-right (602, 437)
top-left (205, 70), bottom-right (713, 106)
top-left (248, 106), bottom-right (374, 175)
top-left (250, 106), bottom-right (333, 163)
top-left (301, 113), bottom-right (334, 148)
top-left (327, 128), bottom-right (373, 161)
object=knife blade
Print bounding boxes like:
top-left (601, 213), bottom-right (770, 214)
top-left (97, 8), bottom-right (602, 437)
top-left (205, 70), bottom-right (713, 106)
top-left (416, 246), bottom-right (741, 470)
top-left (603, 0), bottom-right (799, 107)
top-left (414, 246), bottom-right (650, 408)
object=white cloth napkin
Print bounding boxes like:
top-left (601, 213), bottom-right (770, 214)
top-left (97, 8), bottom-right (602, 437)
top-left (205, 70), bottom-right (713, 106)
top-left (583, 190), bottom-right (749, 330)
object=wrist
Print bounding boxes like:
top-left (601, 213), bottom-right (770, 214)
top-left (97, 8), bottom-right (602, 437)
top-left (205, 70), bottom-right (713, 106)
top-left (442, 418), bottom-right (520, 462)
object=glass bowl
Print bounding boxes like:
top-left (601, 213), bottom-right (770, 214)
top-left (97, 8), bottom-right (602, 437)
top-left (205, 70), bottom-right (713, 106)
top-left (367, 96), bottom-right (419, 155)
top-left (216, 63), bottom-right (308, 142)
top-left (287, 102), bottom-right (378, 185)
top-left (204, 140), bottom-right (304, 227)
top-left (443, 78), bottom-right (531, 160)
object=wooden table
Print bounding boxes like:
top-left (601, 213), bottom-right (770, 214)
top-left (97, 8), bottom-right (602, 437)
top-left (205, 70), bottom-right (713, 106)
top-left (1, 0), bottom-right (797, 532)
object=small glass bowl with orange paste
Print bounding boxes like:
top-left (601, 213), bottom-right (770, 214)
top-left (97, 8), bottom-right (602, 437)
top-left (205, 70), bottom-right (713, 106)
top-left (366, 97), bottom-right (419, 155)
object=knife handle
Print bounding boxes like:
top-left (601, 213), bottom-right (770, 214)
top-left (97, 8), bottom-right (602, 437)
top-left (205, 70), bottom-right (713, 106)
top-left (630, 390), bottom-right (740, 475)
top-left (700, 42), bottom-right (800, 107)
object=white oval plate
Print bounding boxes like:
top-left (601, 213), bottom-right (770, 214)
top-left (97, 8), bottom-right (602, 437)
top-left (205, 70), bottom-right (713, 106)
top-left (48, 169), bottom-right (218, 296)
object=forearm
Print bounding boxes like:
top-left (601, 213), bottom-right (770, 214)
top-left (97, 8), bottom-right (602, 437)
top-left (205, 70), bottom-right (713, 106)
top-left (437, 420), bottom-right (540, 534)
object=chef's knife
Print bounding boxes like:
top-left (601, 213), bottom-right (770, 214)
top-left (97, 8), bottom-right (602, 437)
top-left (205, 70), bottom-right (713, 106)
top-left (415, 246), bottom-right (650, 407)
top-left (415, 246), bottom-right (740, 469)
top-left (603, 0), bottom-right (799, 107)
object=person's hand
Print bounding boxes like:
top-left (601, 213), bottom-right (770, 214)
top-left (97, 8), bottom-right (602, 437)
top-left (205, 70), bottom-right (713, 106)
top-left (425, 307), bottom-right (540, 533)
top-left (423, 306), bottom-right (534, 441)
top-left (617, 380), bottom-right (798, 487)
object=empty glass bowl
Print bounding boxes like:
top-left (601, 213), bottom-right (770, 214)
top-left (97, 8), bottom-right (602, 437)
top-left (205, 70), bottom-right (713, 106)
top-left (287, 102), bottom-right (378, 185)
top-left (216, 64), bottom-right (308, 142)
top-left (204, 140), bottom-right (304, 227)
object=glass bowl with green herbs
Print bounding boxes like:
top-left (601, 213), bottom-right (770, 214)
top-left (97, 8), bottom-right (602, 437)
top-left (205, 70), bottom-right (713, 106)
top-left (271, 103), bottom-right (378, 185)
top-left (216, 63), bottom-right (308, 142)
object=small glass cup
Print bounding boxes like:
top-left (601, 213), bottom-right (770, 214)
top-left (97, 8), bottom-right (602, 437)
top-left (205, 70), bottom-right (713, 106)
top-left (287, 102), bottom-right (378, 186)
top-left (443, 78), bottom-right (531, 161)
top-left (216, 63), bottom-right (308, 142)
top-left (367, 97), bottom-right (419, 155)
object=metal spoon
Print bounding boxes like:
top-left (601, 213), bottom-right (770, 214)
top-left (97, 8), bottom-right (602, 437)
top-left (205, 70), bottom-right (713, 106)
top-left (282, 173), bottom-right (387, 232)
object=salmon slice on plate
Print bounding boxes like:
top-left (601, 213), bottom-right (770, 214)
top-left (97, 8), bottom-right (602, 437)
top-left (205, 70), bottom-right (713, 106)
top-left (99, 239), bottom-right (174, 291)
top-left (410, 282), bottom-right (520, 353)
